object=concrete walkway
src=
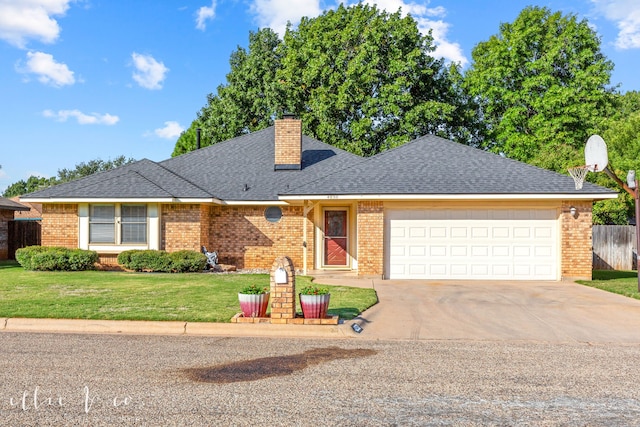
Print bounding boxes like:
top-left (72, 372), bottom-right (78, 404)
top-left (4, 279), bottom-right (640, 342)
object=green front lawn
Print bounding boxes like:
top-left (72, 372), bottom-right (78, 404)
top-left (577, 270), bottom-right (640, 300)
top-left (0, 261), bottom-right (378, 322)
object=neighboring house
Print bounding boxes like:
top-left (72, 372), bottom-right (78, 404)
top-left (10, 196), bottom-right (42, 221)
top-left (0, 197), bottom-right (30, 260)
top-left (8, 196), bottom-right (42, 258)
top-left (22, 117), bottom-right (616, 280)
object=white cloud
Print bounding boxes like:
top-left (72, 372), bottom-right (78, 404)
top-left (592, 0), bottom-right (640, 49)
top-left (131, 52), bottom-right (169, 90)
top-left (0, 0), bottom-right (73, 48)
top-left (248, 0), bottom-right (467, 64)
top-left (18, 51), bottom-right (75, 87)
top-left (249, 0), bottom-right (322, 36)
top-left (412, 15), bottom-right (467, 65)
top-left (154, 121), bottom-right (184, 139)
top-left (196, 1), bottom-right (216, 30)
top-left (353, 0), bottom-right (467, 65)
top-left (42, 109), bottom-right (119, 125)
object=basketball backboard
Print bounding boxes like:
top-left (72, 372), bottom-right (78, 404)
top-left (585, 135), bottom-right (608, 172)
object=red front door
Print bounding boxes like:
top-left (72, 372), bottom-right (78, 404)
top-left (324, 210), bottom-right (348, 266)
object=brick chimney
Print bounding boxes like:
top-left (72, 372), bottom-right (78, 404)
top-left (274, 114), bottom-right (302, 170)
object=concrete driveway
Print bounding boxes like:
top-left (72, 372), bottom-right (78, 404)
top-left (327, 279), bottom-right (640, 343)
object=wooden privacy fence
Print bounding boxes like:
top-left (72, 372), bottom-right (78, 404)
top-left (7, 220), bottom-right (41, 260)
top-left (592, 225), bottom-right (636, 270)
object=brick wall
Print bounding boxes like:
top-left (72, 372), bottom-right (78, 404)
top-left (199, 204), bottom-right (213, 251)
top-left (209, 205), bottom-right (311, 269)
top-left (357, 201), bottom-right (384, 277)
top-left (0, 210), bottom-right (13, 259)
top-left (161, 204), bottom-right (203, 252)
top-left (561, 200), bottom-right (593, 280)
top-left (42, 204), bottom-right (78, 248)
top-left (274, 118), bottom-right (302, 168)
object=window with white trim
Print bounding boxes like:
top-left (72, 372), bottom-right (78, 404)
top-left (89, 205), bottom-right (115, 243)
top-left (89, 204), bottom-right (147, 244)
top-left (121, 205), bottom-right (147, 243)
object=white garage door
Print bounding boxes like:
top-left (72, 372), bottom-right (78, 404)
top-left (386, 209), bottom-right (558, 280)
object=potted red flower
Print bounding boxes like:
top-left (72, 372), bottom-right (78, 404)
top-left (299, 285), bottom-right (330, 319)
top-left (238, 284), bottom-right (269, 318)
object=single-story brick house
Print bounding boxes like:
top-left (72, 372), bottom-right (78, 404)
top-left (22, 117), bottom-right (616, 280)
top-left (0, 197), bottom-right (30, 260)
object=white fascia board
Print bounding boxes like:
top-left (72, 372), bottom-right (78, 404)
top-left (280, 193), bottom-right (619, 201)
top-left (22, 197), bottom-right (223, 204)
top-left (22, 197), bottom-right (176, 203)
top-left (173, 198), bottom-right (223, 204)
top-left (222, 200), bottom-right (289, 206)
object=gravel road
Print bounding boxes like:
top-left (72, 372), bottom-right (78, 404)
top-left (1, 332), bottom-right (640, 426)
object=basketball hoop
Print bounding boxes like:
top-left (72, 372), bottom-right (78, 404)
top-left (568, 165), bottom-right (591, 190)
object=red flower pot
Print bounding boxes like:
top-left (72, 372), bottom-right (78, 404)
top-left (238, 292), bottom-right (269, 317)
top-left (299, 293), bottom-right (330, 318)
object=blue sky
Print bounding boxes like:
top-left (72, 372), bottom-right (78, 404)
top-left (1, 0), bottom-right (639, 194)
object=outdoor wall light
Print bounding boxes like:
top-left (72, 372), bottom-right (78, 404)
top-left (570, 206), bottom-right (578, 218)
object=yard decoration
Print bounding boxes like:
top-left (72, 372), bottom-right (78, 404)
top-left (299, 285), bottom-right (331, 319)
top-left (238, 285), bottom-right (270, 318)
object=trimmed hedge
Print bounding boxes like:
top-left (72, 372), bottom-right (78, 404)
top-left (15, 246), bottom-right (98, 271)
top-left (117, 249), bottom-right (206, 273)
top-left (169, 250), bottom-right (208, 273)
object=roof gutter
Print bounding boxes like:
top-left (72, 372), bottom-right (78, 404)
top-left (221, 200), bottom-right (289, 206)
top-left (20, 197), bottom-right (225, 204)
top-left (279, 193), bottom-right (618, 202)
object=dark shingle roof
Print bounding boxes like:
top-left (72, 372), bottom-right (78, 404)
top-left (0, 197), bottom-right (30, 211)
top-left (23, 127), bottom-right (361, 201)
top-left (22, 129), bottom-right (615, 201)
top-left (158, 127), bottom-right (362, 201)
top-left (22, 159), bottom-right (212, 199)
top-left (284, 135), bottom-right (613, 196)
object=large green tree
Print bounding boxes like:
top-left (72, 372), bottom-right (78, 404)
top-left (173, 4), bottom-right (481, 157)
top-left (464, 6), bottom-right (616, 172)
top-left (2, 156), bottom-right (135, 197)
top-left (56, 156), bottom-right (135, 183)
top-left (278, 4), bottom-right (480, 155)
top-left (2, 176), bottom-right (54, 198)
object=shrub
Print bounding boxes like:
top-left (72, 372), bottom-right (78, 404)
top-left (169, 250), bottom-right (207, 273)
top-left (118, 249), bottom-right (206, 273)
top-left (15, 246), bottom-right (97, 271)
top-left (118, 250), bottom-right (172, 272)
top-left (32, 248), bottom-right (69, 271)
top-left (15, 246), bottom-right (49, 270)
top-left (67, 249), bottom-right (99, 271)
top-left (116, 250), bottom-right (134, 267)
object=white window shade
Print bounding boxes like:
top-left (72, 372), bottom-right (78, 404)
top-left (89, 205), bottom-right (115, 243)
top-left (121, 205), bottom-right (147, 243)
